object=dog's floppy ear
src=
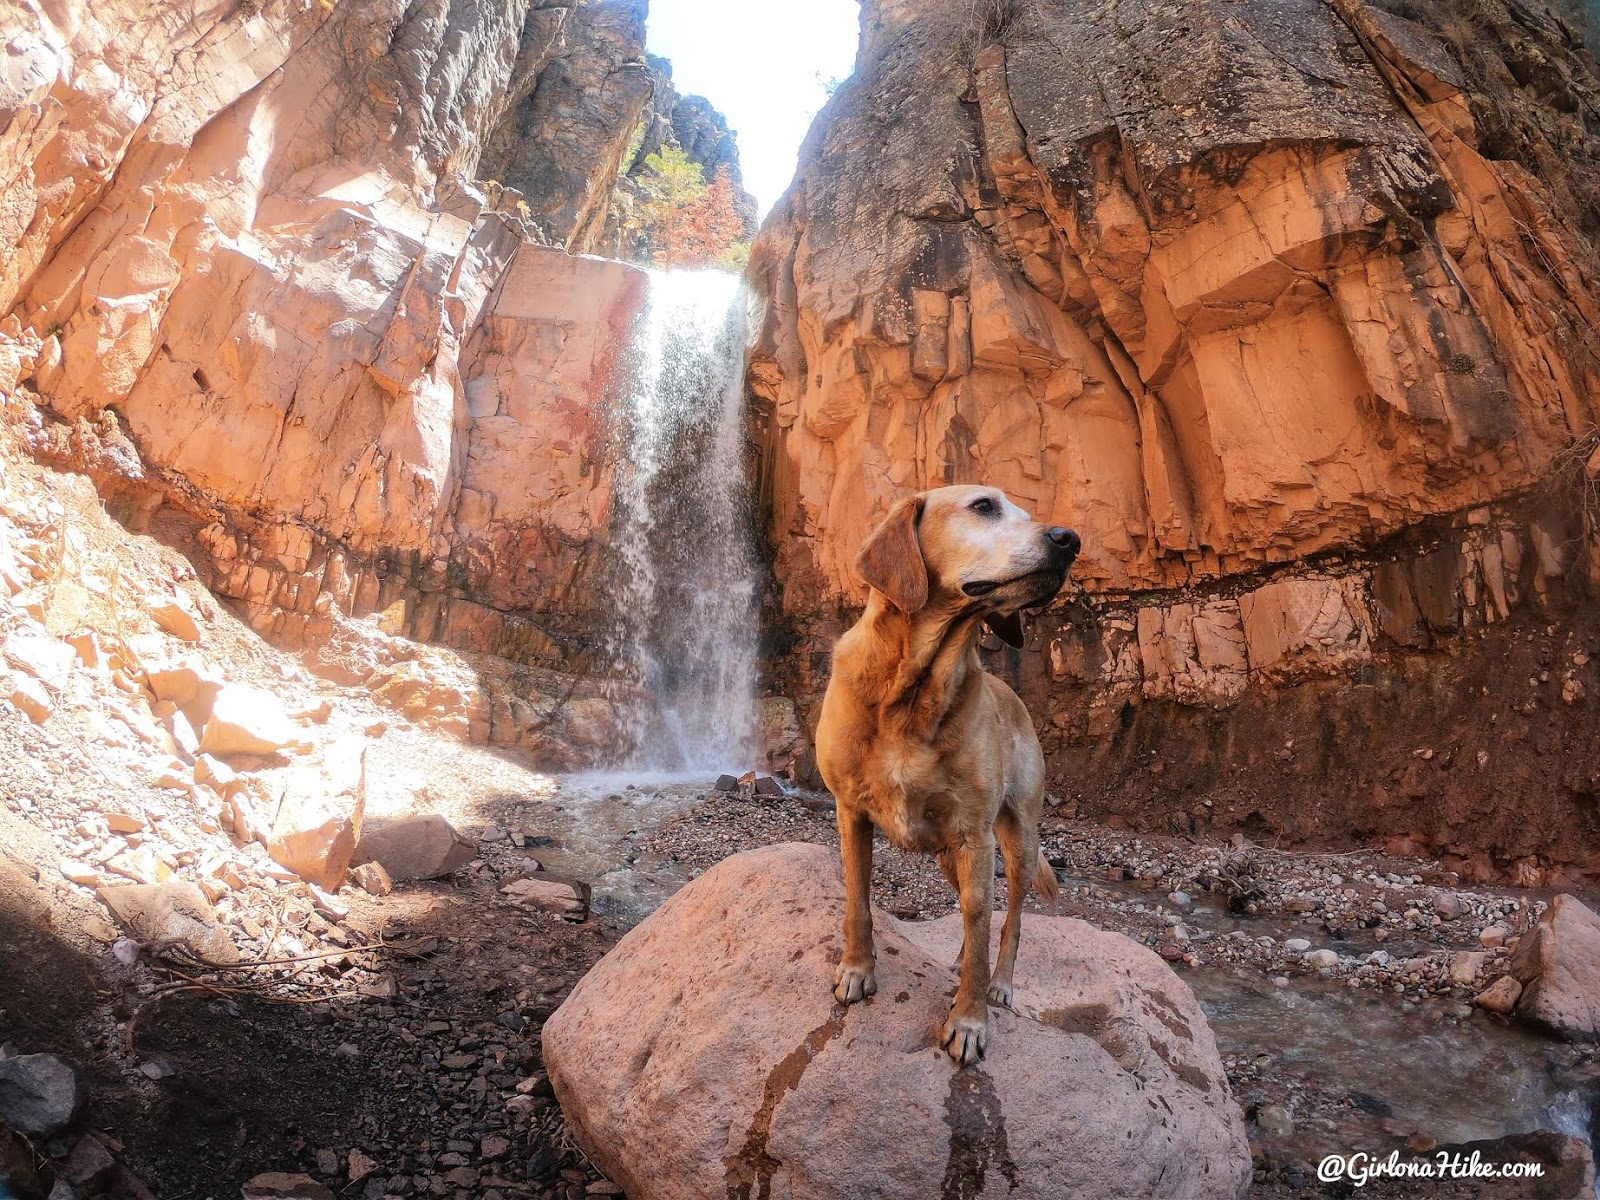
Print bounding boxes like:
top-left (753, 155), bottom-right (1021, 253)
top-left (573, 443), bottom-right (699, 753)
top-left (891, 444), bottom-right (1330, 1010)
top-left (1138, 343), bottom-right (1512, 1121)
top-left (857, 494), bottom-right (927, 613)
top-left (983, 611), bottom-right (1026, 649)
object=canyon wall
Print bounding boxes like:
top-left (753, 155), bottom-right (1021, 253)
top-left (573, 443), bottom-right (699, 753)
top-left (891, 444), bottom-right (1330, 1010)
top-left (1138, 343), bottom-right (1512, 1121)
top-left (0, 0), bottom-right (754, 765)
top-left (1, 0), bottom-right (648, 653)
top-left (748, 0), bottom-right (1600, 876)
top-left (475, 2), bottom-right (759, 258)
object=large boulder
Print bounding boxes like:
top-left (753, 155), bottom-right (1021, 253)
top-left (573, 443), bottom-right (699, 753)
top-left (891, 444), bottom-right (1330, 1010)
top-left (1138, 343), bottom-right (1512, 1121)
top-left (544, 843), bottom-right (1250, 1200)
top-left (199, 683), bottom-right (297, 757)
top-left (1510, 894), bottom-right (1600, 1039)
top-left (353, 814), bottom-right (475, 882)
top-left (99, 880), bottom-right (238, 964)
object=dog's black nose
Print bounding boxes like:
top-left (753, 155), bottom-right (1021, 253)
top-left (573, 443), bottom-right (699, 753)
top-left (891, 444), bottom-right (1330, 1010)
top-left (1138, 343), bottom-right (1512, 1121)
top-left (1046, 526), bottom-right (1081, 557)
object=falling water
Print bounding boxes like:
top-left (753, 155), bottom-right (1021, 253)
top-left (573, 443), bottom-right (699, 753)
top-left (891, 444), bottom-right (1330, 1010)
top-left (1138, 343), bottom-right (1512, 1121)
top-left (605, 269), bottom-right (760, 773)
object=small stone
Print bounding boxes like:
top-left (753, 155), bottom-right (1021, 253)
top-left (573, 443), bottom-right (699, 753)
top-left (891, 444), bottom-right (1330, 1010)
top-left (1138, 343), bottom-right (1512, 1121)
top-left (8, 671), bottom-right (52, 722)
top-left (60, 1132), bottom-right (116, 1188)
top-left (1167, 891), bottom-right (1192, 909)
top-left (309, 885), bottom-right (350, 921)
top-left (1254, 1104), bottom-right (1293, 1139)
top-left (713, 774), bottom-right (738, 793)
top-left (481, 1135), bottom-right (510, 1159)
top-left (1306, 949), bottom-right (1339, 970)
top-left (163, 709), bottom-right (200, 756)
top-left (193, 754), bottom-right (238, 792)
top-left (1283, 938), bottom-right (1311, 953)
top-left (1474, 976), bottom-right (1523, 1015)
top-left (753, 775), bottom-right (784, 799)
top-left (348, 861), bottom-right (393, 896)
top-left (0, 1053), bottom-right (82, 1136)
top-left (242, 1173), bottom-right (336, 1200)
top-left (104, 811), bottom-right (145, 834)
top-left (59, 860), bottom-right (100, 887)
top-left (5, 629), bottom-right (74, 688)
top-left (502, 874), bottom-right (590, 921)
top-left (80, 916), bottom-right (117, 942)
top-left (148, 596), bottom-right (202, 642)
top-left (1432, 891), bottom-right (1462, 920)
top-left (292, 697), bottom-right (333, 723)
top-left (105, 846), bottom-right (164, 885)
top-left (1449, 951), bottom-right (1485, 987)
top-left (347, 1150), bottom-right (378, 1182)
top-left (1479, 924), bottom-right (1508, 949)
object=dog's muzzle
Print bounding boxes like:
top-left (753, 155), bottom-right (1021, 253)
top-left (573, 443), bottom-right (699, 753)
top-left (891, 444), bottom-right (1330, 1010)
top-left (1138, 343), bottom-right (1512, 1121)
top-left (961, 527), bottom-right (1081, 599)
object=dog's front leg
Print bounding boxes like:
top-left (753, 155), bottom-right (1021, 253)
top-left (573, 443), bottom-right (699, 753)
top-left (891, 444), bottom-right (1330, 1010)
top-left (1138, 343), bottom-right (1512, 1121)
top-left (941, 834), bottom-right (995, 1065)
top-left (833, 808), bottom-right (877, 1004)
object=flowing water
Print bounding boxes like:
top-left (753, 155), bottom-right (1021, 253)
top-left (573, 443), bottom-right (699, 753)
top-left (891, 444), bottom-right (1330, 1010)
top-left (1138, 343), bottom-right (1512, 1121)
top-left (605, 269), bottom-right (760, 774)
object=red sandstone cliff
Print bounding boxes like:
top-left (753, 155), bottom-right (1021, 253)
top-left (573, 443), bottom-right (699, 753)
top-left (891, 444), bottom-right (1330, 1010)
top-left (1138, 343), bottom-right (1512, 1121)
top-left (0, 0), bottom-right (754, 764)
top-left (747, 0), bottom-right (1600, 876)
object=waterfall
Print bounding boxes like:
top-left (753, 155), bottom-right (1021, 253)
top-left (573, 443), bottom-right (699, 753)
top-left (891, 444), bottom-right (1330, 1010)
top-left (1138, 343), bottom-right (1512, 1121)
top-left (606, 269), bottom-right (760, 774)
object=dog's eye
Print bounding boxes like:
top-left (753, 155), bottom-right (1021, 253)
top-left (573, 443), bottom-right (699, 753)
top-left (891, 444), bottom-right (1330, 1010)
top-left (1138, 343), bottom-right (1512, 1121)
top-left (969, 497), bottom-right (998, 516)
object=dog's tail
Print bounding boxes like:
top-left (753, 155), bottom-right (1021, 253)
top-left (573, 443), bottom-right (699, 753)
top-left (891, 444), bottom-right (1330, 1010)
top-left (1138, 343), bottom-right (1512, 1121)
top-left (1033, 849), bottom-right (1060, 913)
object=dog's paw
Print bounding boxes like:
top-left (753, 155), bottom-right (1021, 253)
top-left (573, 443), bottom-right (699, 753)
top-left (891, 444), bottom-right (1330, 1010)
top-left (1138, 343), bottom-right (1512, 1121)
top-left (833, 961), bottom-right (877, 1005)
top-left (940, 1010), bottom-right (991, 1065)
top-left (986, 978), bottom-right (1014, 1009)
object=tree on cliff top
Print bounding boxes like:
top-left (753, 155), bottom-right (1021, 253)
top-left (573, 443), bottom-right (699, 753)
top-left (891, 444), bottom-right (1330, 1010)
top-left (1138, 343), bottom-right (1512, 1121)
top-left (633, 146), bottom-right (747, 270)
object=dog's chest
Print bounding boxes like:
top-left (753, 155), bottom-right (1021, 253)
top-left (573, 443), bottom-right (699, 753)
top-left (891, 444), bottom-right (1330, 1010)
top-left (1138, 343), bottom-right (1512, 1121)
top-left (860, 757), bottom-right (954, 854)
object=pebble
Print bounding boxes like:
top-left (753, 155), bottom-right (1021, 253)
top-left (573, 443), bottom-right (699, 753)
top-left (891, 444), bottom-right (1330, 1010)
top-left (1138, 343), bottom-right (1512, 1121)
top-left (1255, 1104), bottom-right (1294, 1139)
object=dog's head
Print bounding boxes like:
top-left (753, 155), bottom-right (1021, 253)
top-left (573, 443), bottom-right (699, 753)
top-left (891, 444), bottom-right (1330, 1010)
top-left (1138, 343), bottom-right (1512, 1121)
top-left (855, 485), bottom-right (1080, 648)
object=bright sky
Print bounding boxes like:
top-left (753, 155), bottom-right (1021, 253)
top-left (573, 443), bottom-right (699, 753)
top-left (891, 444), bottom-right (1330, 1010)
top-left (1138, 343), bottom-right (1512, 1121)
top-left (645, 0), bottom-right (860, 216)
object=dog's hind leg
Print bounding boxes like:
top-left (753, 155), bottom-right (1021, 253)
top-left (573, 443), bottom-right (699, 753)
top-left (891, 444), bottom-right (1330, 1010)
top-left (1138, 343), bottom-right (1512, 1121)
top-left (833, 809), bottom-right (878, 1004)
top-left (989, 810), bottom-right (1030, 1009)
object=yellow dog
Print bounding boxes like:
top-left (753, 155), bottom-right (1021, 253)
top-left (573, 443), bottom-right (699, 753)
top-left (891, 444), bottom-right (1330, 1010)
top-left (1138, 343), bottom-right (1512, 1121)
top-left (816, 485), bottom-right (1079, 1064)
